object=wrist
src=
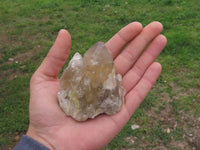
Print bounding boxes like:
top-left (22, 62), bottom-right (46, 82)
top-left (26, 126), bottom-right (55, 150)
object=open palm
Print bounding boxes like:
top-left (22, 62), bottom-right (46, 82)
top-left (27, 22), bottom-right (167, 150)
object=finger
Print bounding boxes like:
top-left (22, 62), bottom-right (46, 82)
top-left (37, 29), bottom-right (71, 79)
top-left (123, 34), bottom-right (167, 93)
top-left (114, 21), bottom-right (163, 76)
top-left (105, 22), bottom-right (143, 58)
top-left (125, 62), bottom-right (162, 115)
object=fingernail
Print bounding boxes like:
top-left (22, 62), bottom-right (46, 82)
top-left (59, 29), bottom-right (66, 33)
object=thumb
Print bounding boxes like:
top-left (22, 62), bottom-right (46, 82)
top-left (36, 29), bottom-right (71, 80)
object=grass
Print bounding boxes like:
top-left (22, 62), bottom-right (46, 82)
top-left (0, 0), bottom-right (200, 149)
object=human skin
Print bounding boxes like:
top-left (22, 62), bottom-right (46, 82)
top-left (26, 21), bottom-right (167, 150)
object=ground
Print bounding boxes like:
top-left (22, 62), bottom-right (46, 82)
top-left (0, 0), bottom-right (200, 149)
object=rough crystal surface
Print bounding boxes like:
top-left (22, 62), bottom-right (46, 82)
top-left (58, 42), bottom-right (124, 121)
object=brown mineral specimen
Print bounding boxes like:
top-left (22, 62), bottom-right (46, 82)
top-left (58, 42), bottom-right (124, 121)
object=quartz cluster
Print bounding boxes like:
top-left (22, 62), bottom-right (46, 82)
top-left (58, 42), bottom-right (124, 121)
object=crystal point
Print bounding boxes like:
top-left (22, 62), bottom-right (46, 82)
top-left (58, 42), bottom-right (124, 121)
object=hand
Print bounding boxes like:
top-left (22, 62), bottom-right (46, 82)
top-left (27, 21), bottom-right (167, 150)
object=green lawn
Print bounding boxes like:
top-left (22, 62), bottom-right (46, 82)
top-left (0, 0), bottom-right (200, 149)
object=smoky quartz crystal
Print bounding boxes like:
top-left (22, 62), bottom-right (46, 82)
top-left (58, 42), bottom-right (124, 121)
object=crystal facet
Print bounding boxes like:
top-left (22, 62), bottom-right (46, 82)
top-left (58, 42), bottom-right (124, 121)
